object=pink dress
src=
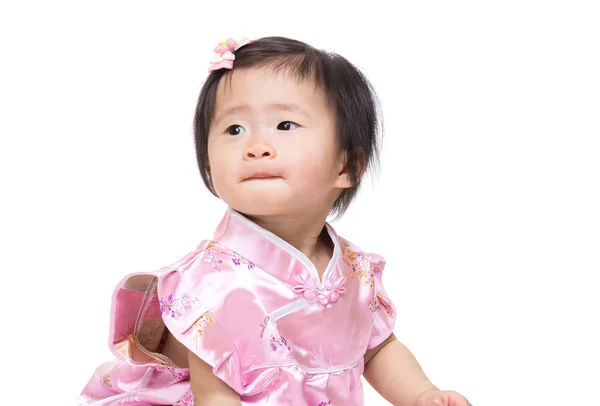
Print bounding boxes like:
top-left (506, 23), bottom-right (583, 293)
top-left (75, 208), bottom-right (396, 405)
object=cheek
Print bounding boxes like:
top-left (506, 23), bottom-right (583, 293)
top-left (284, 144), bottom-right (339, 186)
top-left (207, 140), bottom-right (236, 193)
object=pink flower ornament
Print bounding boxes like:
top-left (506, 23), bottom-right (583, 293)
top-left (208, 37), bottom-right (253, 72)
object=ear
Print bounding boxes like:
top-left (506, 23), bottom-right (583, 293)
top-left (333, 150), bottom-right (366, 189)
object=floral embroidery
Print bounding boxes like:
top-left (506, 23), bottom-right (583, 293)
top-left (368, 299), bottom-right (381, 312)
top-left (101, 372), bottom-right (112, 388)
top-left (270, 334), bottom-right (291, 352)
top-left (292, 274), bottom-right (346, 305)
top-left (341, 239), bottom-right (375, 288)
top-left (260, 317), bottom-right (291, 351)
top-left (192, 312), bottom-right (215, 346)
top-left (203, 255), bottom-right (223, 271)
top-left (368, 291), bottom-right (394, 313)
top-left (156, 365), bottom-right (189, 382)
top-left (173, 389), bottom-right (194, 406)
top-left (204, 241), bottom-right (255, 270)
top-left (204, 242), bottom-right (225, 271)
top-left (159, 293), bottom-right (199, 320)
top-left (376, 292), bottom-right (394, 315)
top-left (231, 253), bottom-right (255, 269)
top-left (259, 316), bottom-right (270, 338)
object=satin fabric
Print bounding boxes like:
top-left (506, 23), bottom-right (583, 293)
top-left (75, 208), bottom-right (396, 405)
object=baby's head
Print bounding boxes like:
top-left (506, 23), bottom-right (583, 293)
top-left (194, 36), bottom-right (382, 220)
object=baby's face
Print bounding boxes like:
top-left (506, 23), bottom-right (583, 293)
top-left (207, 67), bottom-right (351, 218)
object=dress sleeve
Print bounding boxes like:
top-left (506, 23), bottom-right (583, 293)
top-left (367, 253), bottom-right (398, 350)
top-left (158, 267), bottom-right (243, 394)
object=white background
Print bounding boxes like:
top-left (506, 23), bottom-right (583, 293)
top-left (1, 1), bottom-right (599, 405)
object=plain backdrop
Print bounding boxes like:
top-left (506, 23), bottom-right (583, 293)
top-left (1, 1), bottom-right (599, 405)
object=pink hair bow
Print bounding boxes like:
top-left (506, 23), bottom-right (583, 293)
top-left (292, 274), bottom-right (347, 306)
top-left (208, 38), bottom-right (253, 72)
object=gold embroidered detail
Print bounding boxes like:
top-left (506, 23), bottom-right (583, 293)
top-left (259, 316), bottom-right (270, 338)
top-left (101, 372), bottom-right (112, 388)
top-left (203, 241), bottom-right (255, 271)
top-left (376, 291), bottom-right (394, 314)
top-left (341, 238), bottom-right (375, 288)
top-left (192, 312), bottom-right (215, 345)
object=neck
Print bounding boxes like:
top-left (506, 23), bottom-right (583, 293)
top-left (242, 208), bottom-right (333, 263)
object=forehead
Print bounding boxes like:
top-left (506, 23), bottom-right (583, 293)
top-left (213, 67), bottom-right (329, 119)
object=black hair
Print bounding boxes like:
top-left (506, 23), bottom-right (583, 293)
top-left (193, 36), bottom-right (382, 218)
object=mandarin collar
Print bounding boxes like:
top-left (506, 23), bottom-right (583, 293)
top-left (211, 207), bottom-right (341, 287)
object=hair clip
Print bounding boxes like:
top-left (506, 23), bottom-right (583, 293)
top-left (208, 38), bottom-right (253, 72)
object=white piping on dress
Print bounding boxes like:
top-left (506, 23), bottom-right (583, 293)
top-left (261, 298), bottom-right (316, 356)
top-left (227, 208), bottom-right (341, 287)
top-left (243, 360), bottom-right (361, 376)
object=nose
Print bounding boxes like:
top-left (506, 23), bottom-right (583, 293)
top-left (244, 142), bottom-right (277, 160)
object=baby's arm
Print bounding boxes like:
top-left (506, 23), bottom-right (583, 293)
top-left (363, 333), bottom-right (437, 405)
top-left (364, 333), bottom-right (472, 405)
top-left (188, 350), bottom-right (241, 406)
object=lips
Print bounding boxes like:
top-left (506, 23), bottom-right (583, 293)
top-left (245, 171), bottom-right (281, 180)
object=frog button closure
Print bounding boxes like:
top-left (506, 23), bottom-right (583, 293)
top-left (292, 274), bottom-right (347, 306)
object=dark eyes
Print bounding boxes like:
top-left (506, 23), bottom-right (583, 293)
top-left (227, 125), bottom-right (245, 136)
top-left (225, 121), bottom-right (299, 136)
top-left (276, 121), bottom-right (299, 131)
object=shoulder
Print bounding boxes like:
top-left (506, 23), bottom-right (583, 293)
top-left (333, 233), bottom-right (387, 291)
top-left (156, 240), bottom-right (242, 310)
top-left (334, 233), bottom-right (385, 268)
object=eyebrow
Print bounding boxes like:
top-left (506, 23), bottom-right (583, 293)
top-left (213, 103), bottom-right (311, 124)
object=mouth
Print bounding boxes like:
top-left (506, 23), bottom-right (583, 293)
top-left (244, 172), bottom-right (281, 180)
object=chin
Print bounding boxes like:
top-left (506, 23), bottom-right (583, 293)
top-left (217, 180), bottom-right (321, 217)
top-left (226, 196), bottom-right (298, 218)
top-left (229, 204), bottom-right (282, 218)
top-left (219, 182), bottom-right (285, 213)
